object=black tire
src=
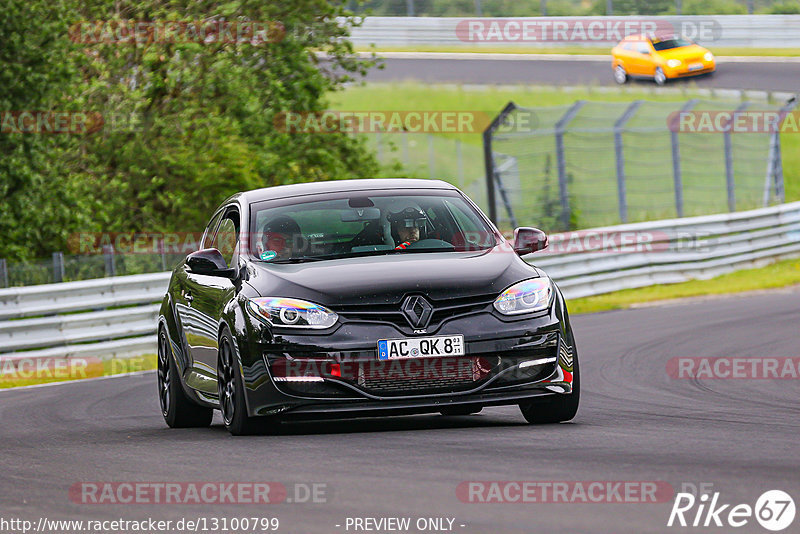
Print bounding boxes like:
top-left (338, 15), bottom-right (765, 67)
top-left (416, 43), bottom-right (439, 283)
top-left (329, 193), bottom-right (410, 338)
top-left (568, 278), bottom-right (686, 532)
top-left (440, 406), bottom-right (483, 416)
top-left (654, 67), bottom-right (667, 86)
top-left (519, 338), bottom-right (580, 424)
top-left (158, 328), bottom-right (213, 428)
top-left (613, 64), bottom-right (628, 85)
top-left (218, 327), bottom-right (265, 435)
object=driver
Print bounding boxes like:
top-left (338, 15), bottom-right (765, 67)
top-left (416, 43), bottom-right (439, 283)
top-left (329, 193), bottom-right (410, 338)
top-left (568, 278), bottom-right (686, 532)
top-left (387, 206), bottom-right (428, 250)
top-left (260, 215), bottom-right (301, 260)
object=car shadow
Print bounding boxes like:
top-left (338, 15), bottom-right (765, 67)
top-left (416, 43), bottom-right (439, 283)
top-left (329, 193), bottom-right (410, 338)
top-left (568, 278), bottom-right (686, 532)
top-left (206, 412), bottom-right (535, 436)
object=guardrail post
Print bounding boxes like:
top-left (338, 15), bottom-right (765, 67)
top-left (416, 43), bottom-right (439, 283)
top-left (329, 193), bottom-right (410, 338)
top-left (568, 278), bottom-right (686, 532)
top-left (724, 102), bottom-right (750, 212)
top-left (405, 0), bottom-right (414, 16)
top-left (671, 99), bottom-right (698, 218)
top-left (483, 102), bottom-right (518, 224)
top-left (103, 245), bottom-right (116, 277)
top-left (0, 259), bottom-right (7, 288)
top-left (555, 100), bottom-right (585, 230)
top-left (52, 252), bottom-right (65, 283)
top-left (613, 100), bottom-right (642, 224)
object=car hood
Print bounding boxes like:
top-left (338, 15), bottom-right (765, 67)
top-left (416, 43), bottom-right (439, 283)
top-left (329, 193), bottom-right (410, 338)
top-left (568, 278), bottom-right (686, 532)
top-left (245, 247), bottom-right (541, 306)
top-left (657, 44), bottom-right (708, 61)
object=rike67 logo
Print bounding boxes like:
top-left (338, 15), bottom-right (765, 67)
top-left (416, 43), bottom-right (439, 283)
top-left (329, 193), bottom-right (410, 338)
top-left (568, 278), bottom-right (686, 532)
top-left (668, 490), bottom-right (795, 531)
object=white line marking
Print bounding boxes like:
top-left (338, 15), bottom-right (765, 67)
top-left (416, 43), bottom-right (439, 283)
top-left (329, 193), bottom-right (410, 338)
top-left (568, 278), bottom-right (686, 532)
top-left (0, 369), bottom-right (155, 392)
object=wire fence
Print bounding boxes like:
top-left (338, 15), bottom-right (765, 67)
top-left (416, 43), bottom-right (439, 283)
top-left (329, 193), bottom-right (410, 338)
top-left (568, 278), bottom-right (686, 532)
top-left (485, 97), bottom-right (797, 231)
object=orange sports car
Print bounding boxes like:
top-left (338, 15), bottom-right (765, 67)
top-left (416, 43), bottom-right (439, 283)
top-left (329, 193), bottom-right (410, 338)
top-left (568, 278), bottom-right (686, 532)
top-left (611, 35), bottom-right (715, 85)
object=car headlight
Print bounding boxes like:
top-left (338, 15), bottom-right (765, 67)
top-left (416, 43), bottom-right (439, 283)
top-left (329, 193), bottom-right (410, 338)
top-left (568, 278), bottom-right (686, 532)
top-left (493, 278), bottom-right (553, 315)
top-left (667, 59), bottom-right (682, 68)
top-left (704, 52), bottom-right (714, 62)
top-left (247, 297), bottom-right (338, 329)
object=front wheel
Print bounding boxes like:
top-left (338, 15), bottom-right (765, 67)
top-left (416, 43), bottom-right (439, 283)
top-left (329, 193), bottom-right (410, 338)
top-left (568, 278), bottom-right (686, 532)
top-left (613, 64), bottom-right (628, 85)
top-left (519, 340), bottom-right (580, 424)
top-left (158, 328), bottom-right (213, 428)
top-left (654, 67), bottom-right (667, 86)
top-left (218, 327), bottom-right (268, 435)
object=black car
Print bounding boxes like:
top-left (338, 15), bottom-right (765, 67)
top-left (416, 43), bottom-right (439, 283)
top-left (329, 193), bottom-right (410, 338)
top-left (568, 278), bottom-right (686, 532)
top-left (158, 179), bottom-right (579, 434)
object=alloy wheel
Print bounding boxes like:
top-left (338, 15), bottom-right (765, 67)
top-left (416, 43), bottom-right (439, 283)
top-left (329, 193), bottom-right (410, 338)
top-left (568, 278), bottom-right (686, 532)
top-left (157, 331), bottom-right (171, 417)
top-left (218, 339), bottom-right (236, 426)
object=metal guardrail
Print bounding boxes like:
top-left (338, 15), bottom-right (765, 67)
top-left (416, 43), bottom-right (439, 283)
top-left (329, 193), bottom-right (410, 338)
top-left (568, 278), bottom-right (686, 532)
top-left (0, 201), bottom-right (798, 366)
top-left (349, 15), bottom-right (800, 49)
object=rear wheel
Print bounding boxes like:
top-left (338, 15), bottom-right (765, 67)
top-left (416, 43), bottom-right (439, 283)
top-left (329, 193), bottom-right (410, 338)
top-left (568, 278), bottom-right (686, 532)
top-left (654, 67), bottom-right (667, 86)
top-left (613, 64), bottom-right (628, 84)
top-left (218, 327), bottom-right (265, 435)
top-left (440, 406), bottom-right (483, 416)
top-left (158, 329), bottom-right (213, 428)
top-left (519, 338), bottom-right (580, 424)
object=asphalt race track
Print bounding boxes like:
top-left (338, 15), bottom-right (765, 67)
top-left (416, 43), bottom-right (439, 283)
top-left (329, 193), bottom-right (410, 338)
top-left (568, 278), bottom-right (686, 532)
top-left (1, 289), bottom-right (798, 533)
top-left (367, 56), bottom-right (800, 92)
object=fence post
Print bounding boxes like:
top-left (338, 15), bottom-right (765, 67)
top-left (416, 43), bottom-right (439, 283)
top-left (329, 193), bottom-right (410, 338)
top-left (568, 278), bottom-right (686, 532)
top-left (671, 99), bottom-right (698, 218)
top-left (103, 244), bottom-right (116, 277)
top-left (483, 102), bottom-right (517, 224)
top-left (456, 139), bottom-right (464, 189)
top-left (763, 98), bottom-right (797, 206)
top-left (613, 100), bottom-right (642, 224)
top-left (675, 0), bottom-right (682, 15)
top-left (475, 0), bottom-right (482, 16)
top-left (724, 102), bottom-right (750, 212)
top-left (0, 259), bottom-right (7, 288)
top-left (606, 0), bottom-right (613, 15)
top-left (159, 238), bottom-right (167, 271)
top-left (406, 0), bottom-right (414, 16)
top-left (555, 100), bottom-right (586, 230)
top-left (52, 252), bottom-right (65, 283)
top-left (540, 0), bottom-right (547, 16)
top-left (428, 133), bottom-right (435, 179)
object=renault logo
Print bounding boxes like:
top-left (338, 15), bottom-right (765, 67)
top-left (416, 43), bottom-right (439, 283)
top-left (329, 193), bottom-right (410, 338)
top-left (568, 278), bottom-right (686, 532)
top-left (401, 296), bottom-right (433, 329)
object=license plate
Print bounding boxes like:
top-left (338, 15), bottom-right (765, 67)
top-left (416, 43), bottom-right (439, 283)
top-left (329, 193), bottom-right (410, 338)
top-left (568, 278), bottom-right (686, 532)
top-left (377, 335), bottom-right (465, 360)
top-left (688, 63), bottom-right (704, 71)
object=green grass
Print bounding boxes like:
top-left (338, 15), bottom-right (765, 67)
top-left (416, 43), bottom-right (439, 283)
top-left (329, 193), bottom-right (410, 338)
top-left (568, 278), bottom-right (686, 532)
top-left (567, 257), bottom-right (800, 315)
top-left (360, 45), bottom-right (800, 57)
top-left (0, 354), bottom-right (156, 389)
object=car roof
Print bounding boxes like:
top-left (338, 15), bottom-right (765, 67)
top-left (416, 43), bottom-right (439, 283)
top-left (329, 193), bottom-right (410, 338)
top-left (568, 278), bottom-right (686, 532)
top-left (224, 178), bottom-right (458, 206)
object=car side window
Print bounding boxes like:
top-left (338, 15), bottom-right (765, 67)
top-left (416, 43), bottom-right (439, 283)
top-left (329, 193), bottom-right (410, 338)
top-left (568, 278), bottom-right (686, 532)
top-left (213, 213), bottom-right (239, 267)
top-left (637, 43), bottom-right (651, 55)
top-left (201, 210), bottom-right (224, 249)
top-left (622, 43), bottom-right (634, 51)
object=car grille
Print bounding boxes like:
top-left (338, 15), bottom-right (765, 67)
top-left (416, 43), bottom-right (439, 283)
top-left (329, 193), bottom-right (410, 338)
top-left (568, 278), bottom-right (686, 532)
top-left (333, 293), bottom-right (496, 330)
top-left (358, 356), bottom-right (490, 396)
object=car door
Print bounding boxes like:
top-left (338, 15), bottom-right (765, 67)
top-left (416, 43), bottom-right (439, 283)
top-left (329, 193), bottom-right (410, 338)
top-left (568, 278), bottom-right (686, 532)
top-left (180, 208), bottom-right (239, 395)
top-left (633, 41), bottom-right (655, 76)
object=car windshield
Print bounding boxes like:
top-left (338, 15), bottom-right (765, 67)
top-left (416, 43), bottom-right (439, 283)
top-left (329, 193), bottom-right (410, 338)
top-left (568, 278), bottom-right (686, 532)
top-left (652, 38), bottom-right (692, 51)
top-left (249, 191), bottom-right (497, 263)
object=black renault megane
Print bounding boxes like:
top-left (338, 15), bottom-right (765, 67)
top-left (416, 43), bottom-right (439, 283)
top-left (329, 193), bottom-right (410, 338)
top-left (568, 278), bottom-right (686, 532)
top-left (158, 179), bottom-right (579, 434)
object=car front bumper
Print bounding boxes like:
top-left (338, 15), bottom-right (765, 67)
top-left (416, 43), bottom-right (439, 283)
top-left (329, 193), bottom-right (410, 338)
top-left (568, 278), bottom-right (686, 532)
top-left (234, 301), bottom-right (576, 418)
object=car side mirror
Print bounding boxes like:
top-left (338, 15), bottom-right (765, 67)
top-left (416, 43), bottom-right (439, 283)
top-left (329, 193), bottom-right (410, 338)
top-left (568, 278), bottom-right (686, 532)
top-left (186, 248), bottom-right (237, 279)
top-left (513, 227), bottom-right (548, 256)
